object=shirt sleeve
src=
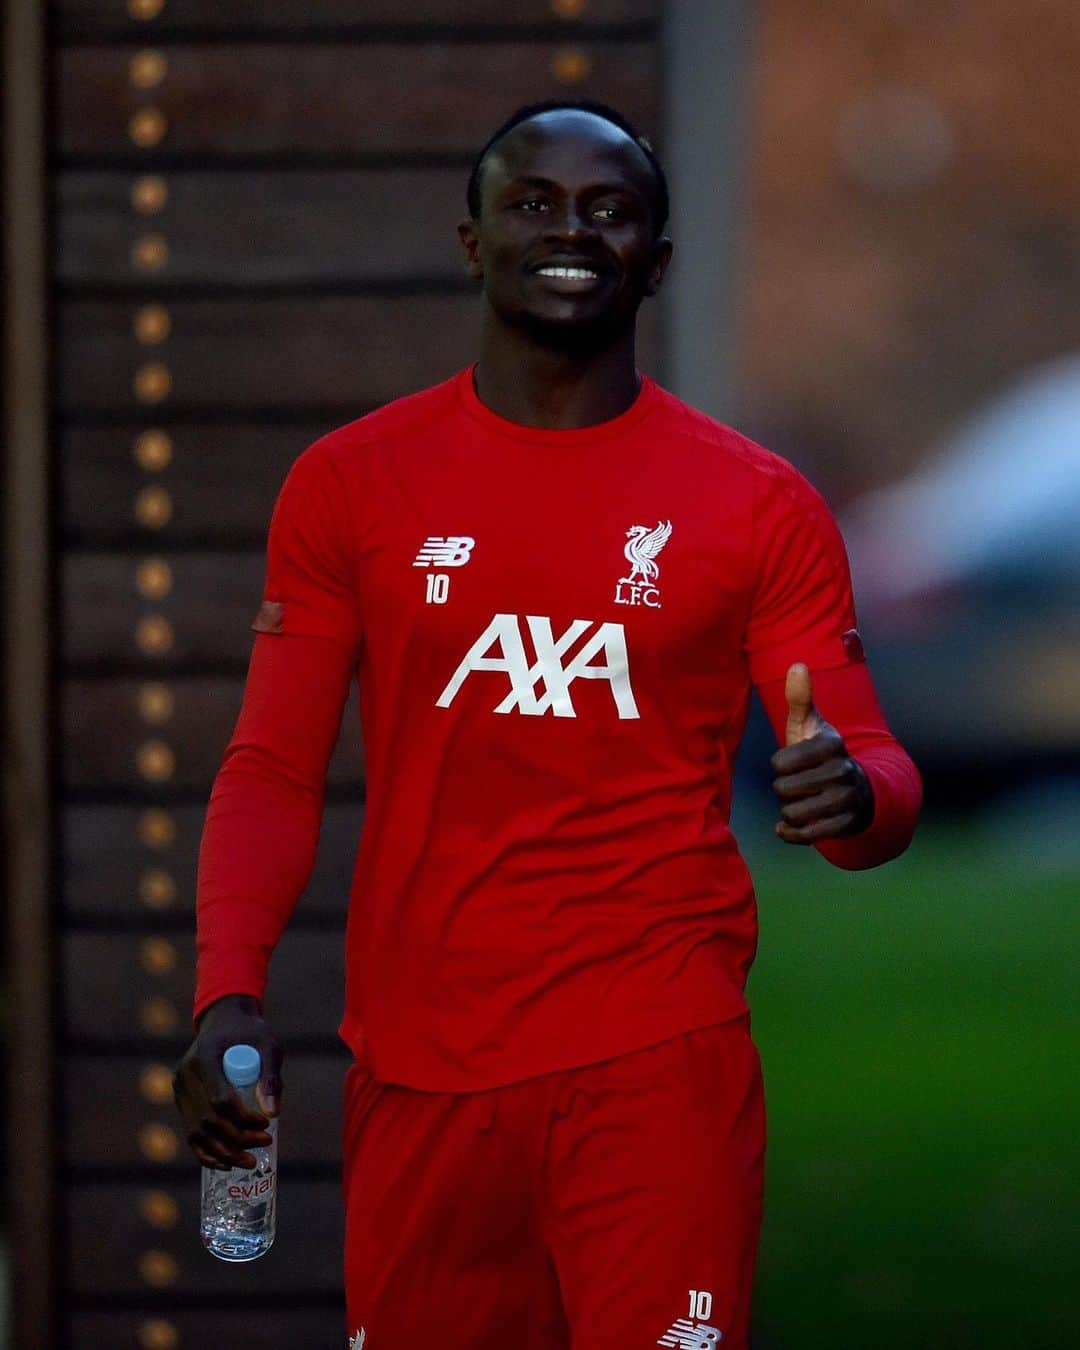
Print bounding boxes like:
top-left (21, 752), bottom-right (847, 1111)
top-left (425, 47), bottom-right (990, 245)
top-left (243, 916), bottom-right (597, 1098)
top-left (744, 463), bottom-right (860, 686)
top-left (746, 461), bottom-right (921, 869)
top-left (193, 443), bottom-right (361, 1025)
top-left (193, 631), bottom-right (356, 1024)
top-left (255, 443), bottom-right (362, 652)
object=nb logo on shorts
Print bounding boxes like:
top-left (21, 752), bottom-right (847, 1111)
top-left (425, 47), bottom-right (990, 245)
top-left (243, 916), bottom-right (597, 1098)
top-left (657, 1318), bottom-right (723, 1348)
top-left (413, 536), bottom-right (475, 568)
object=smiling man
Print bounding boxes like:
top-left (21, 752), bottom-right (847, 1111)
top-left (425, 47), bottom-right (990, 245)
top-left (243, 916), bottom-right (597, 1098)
top-left (175, 102), bottom-right (921, 1349)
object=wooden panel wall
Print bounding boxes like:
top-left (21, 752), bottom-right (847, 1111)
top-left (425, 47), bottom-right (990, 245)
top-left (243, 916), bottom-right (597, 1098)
top-left (50, 2), bottom-right (661, 1346)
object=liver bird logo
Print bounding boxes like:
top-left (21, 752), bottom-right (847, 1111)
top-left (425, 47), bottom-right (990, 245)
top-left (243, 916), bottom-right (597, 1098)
top-left (621, 520), bottom-right (673, 585)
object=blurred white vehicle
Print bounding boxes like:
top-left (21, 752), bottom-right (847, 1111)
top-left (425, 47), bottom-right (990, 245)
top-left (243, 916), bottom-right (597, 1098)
top-left (840, 355), bottom-right (1080, 766)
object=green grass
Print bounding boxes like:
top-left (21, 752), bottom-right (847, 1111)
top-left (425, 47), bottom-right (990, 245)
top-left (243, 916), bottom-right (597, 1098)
top-left (741, 819), bottom-right (1079, 1349)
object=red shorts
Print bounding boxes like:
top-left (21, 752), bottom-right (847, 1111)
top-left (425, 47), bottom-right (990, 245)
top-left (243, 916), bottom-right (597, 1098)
top-left (342, 1018), bottom-right (765, 1350)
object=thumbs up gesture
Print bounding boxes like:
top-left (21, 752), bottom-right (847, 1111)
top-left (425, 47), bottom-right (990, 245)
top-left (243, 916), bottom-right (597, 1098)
top-left (770, 663), bottom-right (874, 845)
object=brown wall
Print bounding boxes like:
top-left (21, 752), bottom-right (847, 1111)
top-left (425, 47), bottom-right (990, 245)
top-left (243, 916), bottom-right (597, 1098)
top-left (737, 0), bottom-right (1080, 500)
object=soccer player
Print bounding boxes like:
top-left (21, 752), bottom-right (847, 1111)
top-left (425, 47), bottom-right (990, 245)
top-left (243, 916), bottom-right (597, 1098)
top-left (174, 101), bottom-right (921, 1349)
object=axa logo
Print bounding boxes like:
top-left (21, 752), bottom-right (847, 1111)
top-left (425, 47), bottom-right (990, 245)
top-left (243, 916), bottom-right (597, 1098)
top-left (436, 613), bottom-right (639, 719)
top-left (615, 519), bottom-right (672, 608)
top-left (413, 535), bottom-right (475, 568)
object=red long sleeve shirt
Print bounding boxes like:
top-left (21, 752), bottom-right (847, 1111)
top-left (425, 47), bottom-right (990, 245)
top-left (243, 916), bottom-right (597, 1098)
top-left (195, 368), bottom-right (921, 1090)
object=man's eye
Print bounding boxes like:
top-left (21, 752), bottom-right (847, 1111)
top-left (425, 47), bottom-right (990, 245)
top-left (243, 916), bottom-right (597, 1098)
top-left (516, 198), bottom-right (548, 212)
top-left (593, 204), bottom-right (623, 221)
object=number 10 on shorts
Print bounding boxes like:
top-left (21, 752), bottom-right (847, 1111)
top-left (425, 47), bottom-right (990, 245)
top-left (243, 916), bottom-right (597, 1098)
top-left (689, 1288), bottom-right (713, 1320)
top-left (425, 573), bottom-right (450, 605)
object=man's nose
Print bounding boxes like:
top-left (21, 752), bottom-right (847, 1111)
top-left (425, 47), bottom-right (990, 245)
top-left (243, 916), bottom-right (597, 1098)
top-left (546, 203), bottom-right (596, 238)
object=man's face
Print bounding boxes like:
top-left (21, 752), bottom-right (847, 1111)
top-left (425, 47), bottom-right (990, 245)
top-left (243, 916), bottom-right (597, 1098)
top-left (459, 111), bottom-right (673, 344)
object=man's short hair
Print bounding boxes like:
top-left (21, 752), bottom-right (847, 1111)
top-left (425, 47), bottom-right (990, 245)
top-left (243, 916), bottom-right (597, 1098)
top-left (466, 99), bottom-right (670, 236)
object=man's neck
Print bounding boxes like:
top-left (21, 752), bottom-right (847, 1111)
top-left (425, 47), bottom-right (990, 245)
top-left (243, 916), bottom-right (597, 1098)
top-left (473, 321), bottom-right (641, 430)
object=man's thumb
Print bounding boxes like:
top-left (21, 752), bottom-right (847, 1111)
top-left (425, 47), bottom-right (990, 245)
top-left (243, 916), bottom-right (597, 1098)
top-left (784, 662), bottom-right (820, 745)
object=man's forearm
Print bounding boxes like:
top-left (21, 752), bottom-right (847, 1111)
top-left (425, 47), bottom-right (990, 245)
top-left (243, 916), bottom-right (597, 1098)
top-left (193, 631), bottom-right (355, 1027)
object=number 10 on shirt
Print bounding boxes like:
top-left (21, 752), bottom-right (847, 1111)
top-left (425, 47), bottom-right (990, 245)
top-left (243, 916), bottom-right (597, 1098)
top-left (425, 573), bottom-right (450, 605)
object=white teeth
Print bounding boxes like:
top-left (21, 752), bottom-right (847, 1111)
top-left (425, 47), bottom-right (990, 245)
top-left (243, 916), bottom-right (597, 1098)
top-left (537, 266), bottom-right (598, 279)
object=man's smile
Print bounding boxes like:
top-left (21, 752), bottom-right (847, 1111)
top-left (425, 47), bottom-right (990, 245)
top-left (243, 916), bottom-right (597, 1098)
top-left (527, 254), bottom-right (612, 294)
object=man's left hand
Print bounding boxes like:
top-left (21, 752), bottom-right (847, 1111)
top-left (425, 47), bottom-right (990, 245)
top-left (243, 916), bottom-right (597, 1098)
top-left (771, 663), bottom-right (874, 845)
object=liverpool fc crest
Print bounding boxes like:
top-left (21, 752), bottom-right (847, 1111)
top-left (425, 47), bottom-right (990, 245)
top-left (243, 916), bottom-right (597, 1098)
top-left (615, 519), bottom-right (672, 608)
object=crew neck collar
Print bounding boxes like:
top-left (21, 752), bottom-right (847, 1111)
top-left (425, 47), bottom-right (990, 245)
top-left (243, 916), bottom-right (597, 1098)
top-left (456, 363), bottom-right (657, 443)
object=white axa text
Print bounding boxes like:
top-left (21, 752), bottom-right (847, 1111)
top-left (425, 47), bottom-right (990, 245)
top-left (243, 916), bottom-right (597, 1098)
top-left (436, 613), bottom-right (640, 719)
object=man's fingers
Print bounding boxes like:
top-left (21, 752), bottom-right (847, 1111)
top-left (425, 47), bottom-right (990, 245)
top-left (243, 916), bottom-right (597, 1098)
top-left (775, 811), bottom-right (858, 845)
top-left (256, 1077), bottom-right (282, 1119)
top-left (784, 662), bottom-right (821, 746)
top-left (779, 784), bottom-right (853, 827)
top-left (210, 1088), bottom-right (269, 1131)
top-left (770, 729), bottom-right (840, 777)
top-left (188, 1131), bottom-right (254, 1171)
top-left (203, 1104), bottom-right (272, 1144)
top-left (772, 757), bottom-right (852, 801)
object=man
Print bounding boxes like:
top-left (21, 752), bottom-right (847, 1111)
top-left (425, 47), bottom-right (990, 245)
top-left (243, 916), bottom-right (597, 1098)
top-left (175, 100), bottom-right (921, 1349)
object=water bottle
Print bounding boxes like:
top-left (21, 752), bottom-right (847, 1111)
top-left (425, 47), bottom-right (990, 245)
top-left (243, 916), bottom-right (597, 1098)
top-left (200, 1043), bottom-right (277, 1261)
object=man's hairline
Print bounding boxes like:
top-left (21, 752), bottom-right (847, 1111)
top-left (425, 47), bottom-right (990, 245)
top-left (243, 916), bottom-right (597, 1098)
top-left (472, 110), bottom-right (665, 232)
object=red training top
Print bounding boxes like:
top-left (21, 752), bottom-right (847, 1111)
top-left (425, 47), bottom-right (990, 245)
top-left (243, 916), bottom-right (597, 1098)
top-left (195, 368), bottom-right (921, 1091)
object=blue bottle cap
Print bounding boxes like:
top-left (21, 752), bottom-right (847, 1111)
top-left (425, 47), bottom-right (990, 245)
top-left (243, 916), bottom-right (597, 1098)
top-left (222, 1043), bottom-right (261, 1087)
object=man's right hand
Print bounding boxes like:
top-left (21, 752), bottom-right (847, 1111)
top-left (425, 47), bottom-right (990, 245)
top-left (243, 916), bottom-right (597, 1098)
top-left (173, 994), bottom-right (283, 1171)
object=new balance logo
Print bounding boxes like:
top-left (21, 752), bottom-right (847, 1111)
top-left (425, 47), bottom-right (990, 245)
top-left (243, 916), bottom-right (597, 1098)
top-left (347, 1331), bottom-right (366, 1350)
top-left (413, 536), bottom-right (475, 567)
top-left (657, 1318), bottom-right (723, 1348)
top-left (436, 613), bottom-right (640, 719)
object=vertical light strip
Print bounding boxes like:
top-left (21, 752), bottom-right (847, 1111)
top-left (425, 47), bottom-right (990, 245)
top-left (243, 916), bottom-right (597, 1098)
top-left (661, 1), bottom-right (755, 417)
top-left (3, 2), bottom-right (55, 1347)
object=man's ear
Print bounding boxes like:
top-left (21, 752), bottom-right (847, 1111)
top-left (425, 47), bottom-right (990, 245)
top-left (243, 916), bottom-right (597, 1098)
top-left (458, 218), bottom-right (484, 280)
top-left (644, 237), bottom-right (674, 297)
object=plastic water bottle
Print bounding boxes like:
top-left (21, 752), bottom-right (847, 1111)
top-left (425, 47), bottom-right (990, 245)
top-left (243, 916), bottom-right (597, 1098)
top-left (200, 1043), bottom-right (277, 1261)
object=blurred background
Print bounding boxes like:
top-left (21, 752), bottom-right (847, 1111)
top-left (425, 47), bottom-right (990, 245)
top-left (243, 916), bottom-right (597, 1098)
top-left (2, 1), bottom-right (1077, 1347)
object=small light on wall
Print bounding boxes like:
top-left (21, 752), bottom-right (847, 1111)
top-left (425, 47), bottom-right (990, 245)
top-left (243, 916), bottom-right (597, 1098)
top-left (138, 1318), bottom-right (180, 1350)
top-left (139, 1062), bottom-right (175, 1105)
top-left (138, 1248), bottom-right (180, 1288)
top-left (134, 304), bottom-right (172, 345)
top-left (136, 739), bottom-right (176, 783)
top-left (137, 1123), bottom-right (180, 1163)
top-left (139, 1189), bottom-right (180, 1229)
top-left (131, 233), bottom-right (169, 273)
top-left (141, 996), bottom-right (180, 1036)
top-left (552, 47), bottom-right (592, 85)
top-left (138, 809), bottom-right (176, 848)
top-left (135, 615), bottom-right (175, 656)
top-left (134, 429), bottom-right (173, 472)
top-left (134, 485), bottom-right (174, 529)
top-left (131, 175), bottom-right (169, 215)
top-left (139, 867), bottom-right (177, 909)
top-left (130, 50), bottom-right (168, 90)
top-left (134, 362), bottom-right (173, 404)
top-left (129, 107), bottom-right (168, 149)
top-left (140, 937), bottom-right (179, 976)
top-left (136, 557), bottom-right (173, 599)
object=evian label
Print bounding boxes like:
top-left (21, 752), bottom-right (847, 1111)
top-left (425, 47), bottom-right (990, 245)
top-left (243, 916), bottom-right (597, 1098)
top-left (615, 519), bottom-right (672, 608)
top-left (227, 1171), bottom-right (276, 1200)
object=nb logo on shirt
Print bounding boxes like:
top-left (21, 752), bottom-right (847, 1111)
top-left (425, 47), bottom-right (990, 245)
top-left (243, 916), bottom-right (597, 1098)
top-left (436, 613), bottom-right (640, 720)
top-left (657, 1320), bottom-right (723, 1348)
top-left (413, 535), bottom-right (476, 568)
